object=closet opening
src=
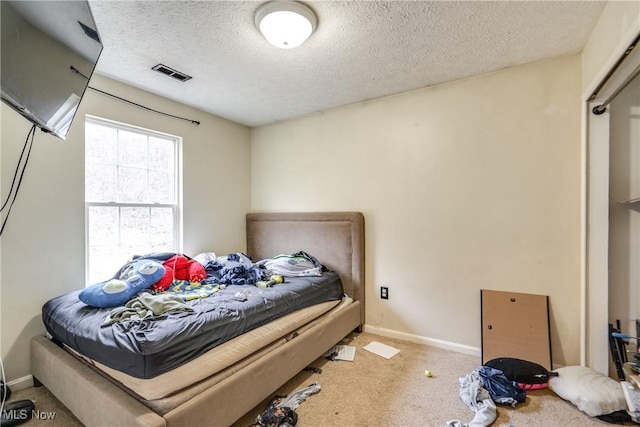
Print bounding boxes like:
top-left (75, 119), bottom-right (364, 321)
top-left (585, 34), bottom-right (640, 376)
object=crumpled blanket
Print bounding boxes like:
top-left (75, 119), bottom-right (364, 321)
top-left (163, 280), bottom-right (220, 301)
top-left (202, 253), bottom-right (267, 285)
top-left (444, 369), bottom-right (497, 427)
top-left (256, 251), bottom-right (325, 277)
top-left (102, 292), bottom-right (194, 326)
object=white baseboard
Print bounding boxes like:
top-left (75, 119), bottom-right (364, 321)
top-left (7, 375), bottom-right (33, 391)
top-left (363, 324), bottom-right (482, 358)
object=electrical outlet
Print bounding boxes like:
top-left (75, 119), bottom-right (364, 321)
top-left (380, 286), bottom-right (389, 299)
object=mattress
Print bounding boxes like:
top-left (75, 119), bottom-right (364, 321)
top-left (68, 298), bottom-right (345, 401)
top-left (42, 272), bottom-right (343, 378)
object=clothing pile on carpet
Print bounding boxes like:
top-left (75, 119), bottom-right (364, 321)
top-left (444, 366), bottom-right (524, 427)
top-left (252, 382), bottom-right (321, 427)
top-left (445, 357), bottom-right (557, 427)
top-left (445, 357), bottom-right (633, 426)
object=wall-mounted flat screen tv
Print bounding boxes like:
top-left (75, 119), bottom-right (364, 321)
top-left (1, 1), bottom-right (103, 140)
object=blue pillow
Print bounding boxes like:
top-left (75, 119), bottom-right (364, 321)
top-left (79, 260), bottom-right (165, 308)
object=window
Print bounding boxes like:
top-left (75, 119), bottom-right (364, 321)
top-left (85, 116), bottom-right (182, 284)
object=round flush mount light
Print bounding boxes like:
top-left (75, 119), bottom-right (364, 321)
top-left (255, 1), bottom-right (317, 49)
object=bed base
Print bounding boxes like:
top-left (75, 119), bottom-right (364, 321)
top-left (32, 301), bottom-right (360, 427)
top-left (31, 212), bottom-right (365, 427)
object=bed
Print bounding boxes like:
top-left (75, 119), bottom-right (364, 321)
top-left (30, 211), bottom-right (365, 427)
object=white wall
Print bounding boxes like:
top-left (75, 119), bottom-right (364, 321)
top-left (0, 74), bottom-right (251, 381)
top-left (252, 55), bottom-right (583, 366)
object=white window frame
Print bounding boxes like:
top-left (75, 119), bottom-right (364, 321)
top-left (84, 115), bottom-right (183, 284)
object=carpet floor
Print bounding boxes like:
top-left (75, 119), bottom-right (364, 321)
top-left (4, 331), bottom-right (619, 426)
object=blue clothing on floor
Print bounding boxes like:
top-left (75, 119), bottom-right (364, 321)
top-left (478, 366), bottom-right (526, 407)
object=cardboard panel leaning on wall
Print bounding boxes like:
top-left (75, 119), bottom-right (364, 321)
top-left (481, 289), bottom-right (552, 370)
top-left (0, 74), bottom-right (251, 383)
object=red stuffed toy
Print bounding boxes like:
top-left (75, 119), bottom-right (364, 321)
top-left (151, 255), bottom-right (206, 292)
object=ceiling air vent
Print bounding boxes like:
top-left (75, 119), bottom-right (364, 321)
top-left (151, 64), bottom-right (192, 82)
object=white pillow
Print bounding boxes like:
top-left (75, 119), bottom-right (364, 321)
top-left (193, 252), bottom-right (217, 266)
top-left (548, 365), bottom-right (627, 417)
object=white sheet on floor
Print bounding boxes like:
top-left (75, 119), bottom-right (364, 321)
top-left (362, 341), bottom-right (400, 359)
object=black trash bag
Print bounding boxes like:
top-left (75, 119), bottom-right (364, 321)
top-left (0, 381), bottom-right (10, 402)
top-left (485, 357), bottom-right (557, 384)
top-left (1, 399), bottom-right (35, 427)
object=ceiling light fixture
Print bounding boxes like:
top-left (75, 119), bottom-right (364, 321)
top-left (255, 1), bottom-right (317, 49)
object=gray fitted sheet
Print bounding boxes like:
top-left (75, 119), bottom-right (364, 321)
top-left (42, 272), bottom-right (343, 378)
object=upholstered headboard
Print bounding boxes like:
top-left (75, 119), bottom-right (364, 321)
top-left (246, 212), bottom-right (365, 323)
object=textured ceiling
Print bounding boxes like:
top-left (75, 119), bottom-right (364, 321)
top-left (88, 0), bottom-right (607, 127)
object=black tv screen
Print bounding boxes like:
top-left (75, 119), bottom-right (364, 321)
top-left (1, 0), bottom-right (103, 140)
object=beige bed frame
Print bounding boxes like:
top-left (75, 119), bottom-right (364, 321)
top-left (31, 212), bottom-right (365, 427)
